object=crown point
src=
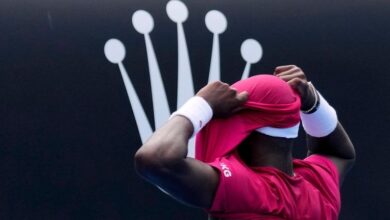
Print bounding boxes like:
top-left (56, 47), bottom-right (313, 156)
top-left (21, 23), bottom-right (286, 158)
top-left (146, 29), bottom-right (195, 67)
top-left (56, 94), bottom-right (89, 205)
top-left (104, 39), bottom-right (126, 64)
top-left (166, 0), bottom-right (188, 23)
top-left (132, 10), bottom-right (154, 34)
top-left (205, 10), bottom-right (227, 34)
top-left (241, 39), bottom-right (263, 64)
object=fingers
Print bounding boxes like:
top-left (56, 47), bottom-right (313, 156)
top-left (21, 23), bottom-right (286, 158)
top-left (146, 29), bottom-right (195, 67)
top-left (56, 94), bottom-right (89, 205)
top-left (279, 72), bottom-right (305, 82)
top-left (236, 91), bottom-right (248, 103)
top-left (287, 77), bottom-right (304, 87)
top-left (275, 65), bottom-right (306, 79)
top-left (274, 65), bottom-right (296, 74)
top-left (232, 92), bottom-right (247, 113)
top-left (275, 66), bottom-right (301, 76)
top-left (275, 65), bottom-right (304, 75)
top-left (229, 90), bottom-right (248, 114)
top-left (287, 78), bottom-right (306, 95)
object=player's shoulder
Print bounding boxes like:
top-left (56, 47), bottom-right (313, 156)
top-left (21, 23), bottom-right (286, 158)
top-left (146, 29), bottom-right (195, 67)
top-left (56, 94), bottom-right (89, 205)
top-left (294, 154), bottom-right (340, 188)
top-left (295, 154), bottom-right (337, 170)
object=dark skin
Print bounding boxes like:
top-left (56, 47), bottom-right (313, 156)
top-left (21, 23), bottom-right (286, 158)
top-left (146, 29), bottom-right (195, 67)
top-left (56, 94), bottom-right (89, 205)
top-left (134, 65), bottom-right (355, 214)
top-left (274, 65), bottom-right (356, 182)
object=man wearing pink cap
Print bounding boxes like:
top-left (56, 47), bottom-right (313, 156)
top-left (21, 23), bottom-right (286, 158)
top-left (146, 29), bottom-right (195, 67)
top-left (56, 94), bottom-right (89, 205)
top-left (135, 65), bottom-right (355, 219)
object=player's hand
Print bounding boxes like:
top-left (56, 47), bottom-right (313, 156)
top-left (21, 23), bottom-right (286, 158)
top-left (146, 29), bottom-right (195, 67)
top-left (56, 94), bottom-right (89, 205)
top-left (274, 65), bottom-right (316, 110)
top-left (196, 81), bottom-right (248, 118)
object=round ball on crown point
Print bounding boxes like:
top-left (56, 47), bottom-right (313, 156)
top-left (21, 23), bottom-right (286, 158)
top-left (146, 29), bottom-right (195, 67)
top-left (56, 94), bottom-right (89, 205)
top-left (166, 0), bottom-right (189, 23)
top-left (104, 39), bottom-right (126, 64)
top-left (205, 10), bottom-right (227, 34)
top-left (241, 39), bottom-right (263, 64)
top-left (132, 10), bottom-right (154, 34)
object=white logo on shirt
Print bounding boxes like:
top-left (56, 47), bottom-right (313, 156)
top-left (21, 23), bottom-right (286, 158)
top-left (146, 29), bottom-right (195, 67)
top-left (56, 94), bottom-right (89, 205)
top-left (220, 162), bottom-right (232, 177)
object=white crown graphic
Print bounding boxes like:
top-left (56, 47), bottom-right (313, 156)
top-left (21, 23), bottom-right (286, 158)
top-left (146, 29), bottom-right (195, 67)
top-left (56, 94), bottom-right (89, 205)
top-left (104, 0), bottom-right (263, 158)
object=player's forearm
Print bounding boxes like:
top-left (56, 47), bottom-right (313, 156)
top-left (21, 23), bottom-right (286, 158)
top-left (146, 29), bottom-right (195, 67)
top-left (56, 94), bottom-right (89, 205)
top-left (134, 116), bottom-right (192, 174)
top-left (306, 123), bottom-right (355, 160)
top-left (135, 95), bottom-right (213, 177)
top-left (300, 89), bottom-right (355, 160)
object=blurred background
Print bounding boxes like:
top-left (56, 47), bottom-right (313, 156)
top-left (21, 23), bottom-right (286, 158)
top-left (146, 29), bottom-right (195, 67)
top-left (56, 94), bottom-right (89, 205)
top-left (0, 0), bottom-right (389, 219)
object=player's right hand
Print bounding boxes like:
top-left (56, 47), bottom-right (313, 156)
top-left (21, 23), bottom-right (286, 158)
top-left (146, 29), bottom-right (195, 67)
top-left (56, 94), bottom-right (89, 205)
top-left (196, 81), bottom-right (248, 118)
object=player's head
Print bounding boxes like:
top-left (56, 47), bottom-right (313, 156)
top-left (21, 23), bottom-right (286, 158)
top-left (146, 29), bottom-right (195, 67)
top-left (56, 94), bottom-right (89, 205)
top-left (233, 75), bottom-right (300, 139)
top-left (196, 74), bottom-right (301, 162)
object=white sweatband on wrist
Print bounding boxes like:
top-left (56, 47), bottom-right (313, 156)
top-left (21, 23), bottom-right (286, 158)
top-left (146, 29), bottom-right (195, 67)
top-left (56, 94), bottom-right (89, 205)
top-left (300, 92), bottom-right (338, 137)
top-left (170, 96), bottom-right (213, 135)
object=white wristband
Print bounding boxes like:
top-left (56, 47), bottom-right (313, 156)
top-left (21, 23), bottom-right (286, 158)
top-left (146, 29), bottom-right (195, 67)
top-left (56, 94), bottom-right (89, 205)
top-left (171, 96), bottom-right (213, 135)
top-left (300, 92), bottom-right (338, 137)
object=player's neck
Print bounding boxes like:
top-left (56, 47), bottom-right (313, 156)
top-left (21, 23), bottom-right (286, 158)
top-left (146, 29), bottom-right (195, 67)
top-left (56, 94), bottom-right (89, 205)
top-left (237, 132), bottom-right (294, 176)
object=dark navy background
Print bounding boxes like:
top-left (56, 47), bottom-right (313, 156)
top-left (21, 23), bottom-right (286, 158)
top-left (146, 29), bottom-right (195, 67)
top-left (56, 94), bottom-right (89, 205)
top-left (1, 0), bottom-right (389, 219)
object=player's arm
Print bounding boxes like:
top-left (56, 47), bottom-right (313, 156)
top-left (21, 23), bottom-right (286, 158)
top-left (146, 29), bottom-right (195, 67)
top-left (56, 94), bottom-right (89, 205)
top-left (275, 65), bottom-right (355, 183)
top-left (134, 81), bottom-right (248, 208)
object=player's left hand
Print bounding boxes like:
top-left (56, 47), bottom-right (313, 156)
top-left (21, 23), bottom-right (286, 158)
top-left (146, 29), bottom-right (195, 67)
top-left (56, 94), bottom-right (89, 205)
top-left (274, 65), bottom-right (316, 110)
